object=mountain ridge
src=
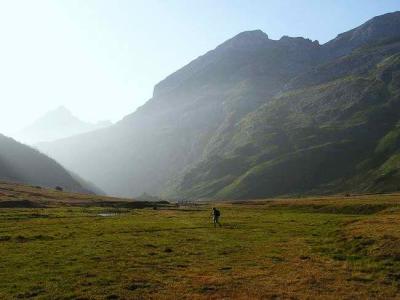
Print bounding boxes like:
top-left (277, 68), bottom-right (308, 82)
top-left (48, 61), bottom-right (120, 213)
top-left (38, 11), bottom-right (400, 199)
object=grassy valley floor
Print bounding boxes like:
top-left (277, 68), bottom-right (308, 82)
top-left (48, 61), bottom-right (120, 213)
top-left (1, 183), bottom-right (400, 298)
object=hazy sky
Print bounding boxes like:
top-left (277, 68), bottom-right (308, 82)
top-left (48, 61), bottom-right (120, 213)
top-left (1, 0), bottom-right (399, 136)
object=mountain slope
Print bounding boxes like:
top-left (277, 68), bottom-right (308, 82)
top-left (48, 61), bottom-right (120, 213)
top-left (16, 106), bottom-right (112, 144)
top-left (180, 53), bottom-right (400, 199)
top-left (0, 134), bottom-right (95, 193)
top-left (39, 31), bottom-right (321, 197)
top-left (323, 11), bottom-right (400, 59)
top-left (38, 11), bottom-right (400, 199)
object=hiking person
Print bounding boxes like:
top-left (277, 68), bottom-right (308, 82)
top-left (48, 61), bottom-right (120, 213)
top-left (212, 207), bottom-right (222, 228)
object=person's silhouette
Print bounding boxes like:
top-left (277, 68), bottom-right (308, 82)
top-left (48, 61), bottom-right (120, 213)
top-left (212, 207), bottom-right (222, 228)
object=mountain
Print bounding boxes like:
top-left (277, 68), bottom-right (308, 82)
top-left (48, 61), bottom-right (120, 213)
top-left (16, 106), bottom-right (112, 144)
top-left (323, 11), bottom-right (400, 59)
top-left (0, 134), bottom-right (96, 193)
top-left (38, 11), bottom-right (400, 199)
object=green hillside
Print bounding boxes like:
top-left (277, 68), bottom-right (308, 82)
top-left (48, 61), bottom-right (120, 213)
top-left (172, 38), bottom-right (400, 199)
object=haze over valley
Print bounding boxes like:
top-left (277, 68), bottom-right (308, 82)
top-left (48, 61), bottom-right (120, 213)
top-left (36, 11), bottom-right (400, 200)
top-left (16, 106), bottom-right (112, 144)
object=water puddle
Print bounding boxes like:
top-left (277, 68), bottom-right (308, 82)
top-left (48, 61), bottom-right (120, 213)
top-left (97, 213), bottom-right (117, 217)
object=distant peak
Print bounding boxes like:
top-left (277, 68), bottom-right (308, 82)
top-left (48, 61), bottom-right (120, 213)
top-left (218, 30), bottom-right (270, 49)
top-left (52, 106), bottom-right (73, 115)
top-left (234, 30), bottom-right (269, 40)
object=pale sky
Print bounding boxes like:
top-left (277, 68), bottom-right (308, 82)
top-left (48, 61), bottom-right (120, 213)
top-left (1, 0), bottom-right (399, 136)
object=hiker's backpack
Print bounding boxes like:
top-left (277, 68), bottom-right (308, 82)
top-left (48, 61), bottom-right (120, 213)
top-left (214, 209), bottom-right (220, 217)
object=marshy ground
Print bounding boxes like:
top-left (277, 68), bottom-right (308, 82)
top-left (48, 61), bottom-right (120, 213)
top-left (1, 182), bottom-right (400, 299)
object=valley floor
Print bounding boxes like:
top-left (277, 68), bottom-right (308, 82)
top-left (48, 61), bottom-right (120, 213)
top-left (1, 183), bottom-right (400, 299)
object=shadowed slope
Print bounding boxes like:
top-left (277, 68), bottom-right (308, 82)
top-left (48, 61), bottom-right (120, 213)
top-left (0, 134), bottom-right (95, 193)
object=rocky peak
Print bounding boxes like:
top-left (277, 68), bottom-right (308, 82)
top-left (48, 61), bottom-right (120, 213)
top-left (217, 30), bottom-right (271, 50)
top-left (279, 36), bottom-right (320, 48)
top-left (323, 11), bottom-right (400, 58)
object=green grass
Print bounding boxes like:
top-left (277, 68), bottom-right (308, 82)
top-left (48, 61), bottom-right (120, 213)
top-left (1, 182), bottom-right (400, 298)
top-left (0, 206), bottom-right (336, 299)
